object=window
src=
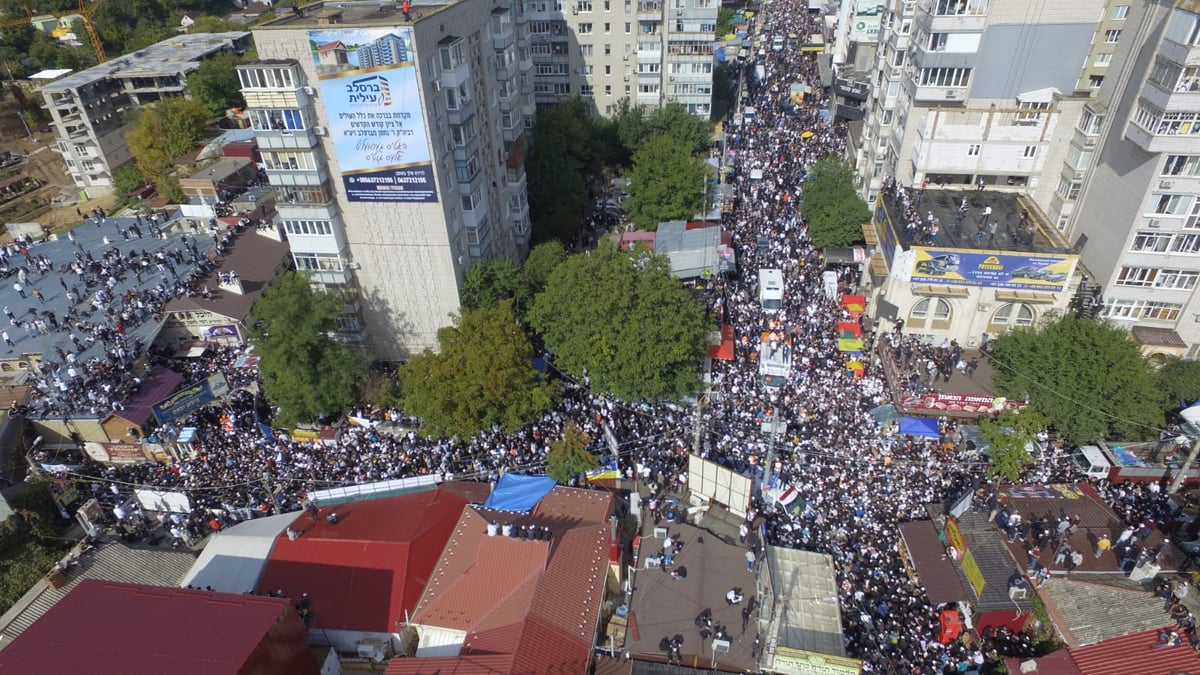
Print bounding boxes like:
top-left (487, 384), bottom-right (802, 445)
top-left (1105, 29), bottom-right (1122, 43)
top-left (1171, 232), bottom-right (1200, 253)
top-left (932, 0), bottom-right (987, 15)
top-left (1155, 269), bottom-right (1200, 289)
top-left (283, 220), bottom-right (334, 236)
top-left (908, 298), bottom-right (952, 330)
top-left (1094, 53), bottom-right (1112, 67)
top-left (1079, 109), bottom-right (1103, 135)
top-left (261, 151), bottom-right (317, 171)
top-left (605, 84), bottom-right (612, 95)
top-left (580, 43), bottom-right (593, 55)
top-left (1116, 266), bottom-right (1157, 287)
top-left (461, 189), bottom-right (481, 212)
top-left (1103, 299), bottom-right (1183, 321)
top-left (249, 109), bottom-right (306, 131)
top-left (1023, 145), bottom-right (1037, 158)
top-left (1150, 193), bottom-right (1191, 215)
top-left (604, 22), bottom-right (611, 32)
top-left (1131, 231), bottom-right (1172, 252)
top-left (581, 84), bottom-right (595, 97)
top-left (238, 67), bottom-right (297, 90)
top-left (990, 303), bottom-right (1035, 328)
top-left (293, 253), bottom-right (343, 271)
top-left (1015, 100), bottom-right (1051, 122)
top-left (1162, 155), bottom-right (1200, 176)
top-left (919, 67), bottom-right (972, 88)
top-left (577, 0), bottom-right (592, 10)
top-left (579, 22), bottom-right (593, 33)
top-left (625, 21), bottom-right (631, 32)
top-left (1089, 75), bottom-right (1104, 88)
top-left (967, 144), bottom-right (980, 156)
top-left (1112, 4), bottom-right (1129, 19)
top-left (1055, 179), bottom-right (1082, 200)
top-left (605, 43), bottom-right (612, 55)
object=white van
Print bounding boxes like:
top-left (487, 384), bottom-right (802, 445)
top-left (759, 268), bottom-right (784, 313)
top-left (1073, 445), bottom-right (1112, 479)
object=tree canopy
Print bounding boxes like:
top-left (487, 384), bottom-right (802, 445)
top-left (125, 96), bottom-right (209, 202)
top-left (460, 258), bottom-right (525, 311)
top-left (546, 421), bottom-right (599, 483)
top-left (527, 243), bottom-right (710, 401)
top-left (186, 52), bottom-right (246, 116)
top-left (802, 158), bottom-right (870, 248)
top-left (399, 300), bottom-right (559, 438)
top-left (251, 272), bottom-right (366, 427)
top-left (623, 134), bottom-right (708, 230)
top-left (981, 409), bottom-right (1046, 482)
top-left (988, 316), bottom-right (1166, 444)
top-left (526, 99), bottom-right (597, 244)
top-left (522, 240), bottom-right (568, 295)
top-left (1159, 357), bottom-right (1200, 410)
top-left (611, 100), bottom-right (711, 160)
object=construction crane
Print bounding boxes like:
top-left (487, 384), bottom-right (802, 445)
top-left (0, 1), bottom-right (106, 64)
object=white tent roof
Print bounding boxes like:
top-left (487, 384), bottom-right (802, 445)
top-left (28, 69), bottom-right (72, 80)
top-left (179, 511), bottom-right (294, 593)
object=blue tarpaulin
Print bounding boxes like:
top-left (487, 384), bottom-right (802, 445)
top-left (483, 473), bottom-right (557, 512)
top-left (899, 416), bottom-right (940, 439)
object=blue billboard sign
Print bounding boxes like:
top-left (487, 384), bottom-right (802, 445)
top-left (309, 28), bottom-right (437, 203)
top-left (151, 373), bottom-right (230, 425)
top-left (910, 247), bottom-right (1078, 291)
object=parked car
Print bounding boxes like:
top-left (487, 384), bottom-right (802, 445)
top-left (915, 254), bottom-right (961, 275)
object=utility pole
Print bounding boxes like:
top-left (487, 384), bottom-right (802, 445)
top-left (692, 395), bottom-right (706, 455)
top-left (1169, 407), bottom-right (1200, 495)
top-left (261, 471), bottom-right (282, 514)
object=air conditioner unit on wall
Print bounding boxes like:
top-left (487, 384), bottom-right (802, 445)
top-left (302, 86), bottom-right (316, 96)
top-left (312, 126), bottom-right (328, 136)
top-left (1160, 180), bottom-right (1173, 189)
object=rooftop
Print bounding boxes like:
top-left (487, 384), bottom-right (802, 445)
top-left (397, 486), bottom-right (615, 674)
top-left (898, 520), bottom-right (969, 605)
top-left (625, 520), bottom-right (759, 672)
top-left (762, 547), bottom-right (845, 657)
top-left (0, 580), bottom-right (316, 675)
top-left (256, 0), bottom-right (452, 28)
top-left (41, 32), bottom-right (250, 93)
top-left (0, 535), bottom-right (197, 644)
top-left (1039, 578), bottom-right (1174, 647)
top-left (256, 485), bottom-right (476, 633)
top-left (163, 226), bottom-right (291, 325)
top-left (878, 187), bottom-right (1071, 255)
top-left (179, 511), bottom-right (297, 593)
top-left (1068, 626), bottom-right (1200, 674)
top-left (928, 506), bottom-right (1033, 614)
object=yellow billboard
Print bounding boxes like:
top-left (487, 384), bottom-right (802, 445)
top-left (910, 246), bottom-right (1078, 291)
top-left (773, 648), bottom-right (862, 675)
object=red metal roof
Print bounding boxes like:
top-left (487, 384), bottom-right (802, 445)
top-left (395, 487), bottom-right (613, 674)
top-left (258, 487), bottom-right (472, 633)
top-left (1004, 651), bottom-right (1081, 675)
top-left (0, 580), bottom-right (316, 675)
top-left (1069, 627), bottom-right (1200, 674)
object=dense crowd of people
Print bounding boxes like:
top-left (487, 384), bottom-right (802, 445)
top-left (40, 0), bottom-right (1195, 671)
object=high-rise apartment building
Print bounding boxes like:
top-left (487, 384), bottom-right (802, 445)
top-left (1067, 1), bottom-right (1200, 359)
top-left (241, 1), bottom-right (533, 360)
top-left (524, 0), bottom-right (718, 116)
top-left (40, 32), bottom-right (252, 196)
top-left (854, 0), bottom-right (1120, 209)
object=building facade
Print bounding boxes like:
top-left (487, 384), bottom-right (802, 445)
top-left (1067, 0), bottom-right (1200, 359)
top-left (523, 0), bottom-right (718, 116)
top-left (853, 0), bottom-right (1121, 211)
top-left (241, 2), bottom-right (532, 359)
top-left (39, 32), bottom-right (252, 195)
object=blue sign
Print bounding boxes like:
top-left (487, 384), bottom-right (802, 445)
top-left (309, 28), bottom-right (437, 203)
top-left (151, 373), bottom-right (230, 425)
top-left (911, 247), bottom-right (1077, 291)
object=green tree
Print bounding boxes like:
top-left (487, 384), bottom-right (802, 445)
top-left (802, 158), bottom-right (870, 248)
top-left (526, 100), bottom-right (597, 244)
top-left (981, 409), bottom-right (1046, 482)
top-left (186, 52), bottom-right (245, 116)
top-left (460, 258), bottom-right (524, 311)
top-left (399, 300), bottom-right (559, 438)
top-left (187, 15), bottom-right (248, 33)
top-left (612, 98), bottom-right (649, 160)
top-left (546, 421), bottom-right (599, 483)
top-left (527, 243), bottom-right (710, 401)
top-left (1159, 357), bottom-right (1200, 409)
top-left (126, 96), bottom-right (209, 202)
top-left (623, 134), bottom-right (708, 229)
top-left (112, 163), bottom-right (147, 199)
top-left (523, 240), bottom-right (568, 294)
top-left (716, 6), bottom-right (735, 35)
top-left (645, 103), bottom-right (711, 155)
top-left (251, 272), bottom-right (366, 427)
top-left (989, 316), bottom-right (1166, 444)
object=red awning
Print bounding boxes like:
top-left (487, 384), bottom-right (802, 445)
top-left (707, 324), bottom-right (735, 361)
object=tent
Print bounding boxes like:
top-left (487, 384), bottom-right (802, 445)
top-left (483, 473), bottom-right (557, 512)
top-left (937, 608), bottom-right (963, 644)
top-left (869, 404), bottom-right (900, 425)
top-left (836, 338), bottom-right (864, 352)
top-left (837, 322), bottom-right (861, 339)
top-left (899, 416), bottom-right (940, 439)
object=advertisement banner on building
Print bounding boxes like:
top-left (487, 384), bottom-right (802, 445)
top-left (910, 247), bottom-right (1077, 291)
top-left (771, 647), bottom-right (862, 675)
top-left (151, 373), bottom-right (231, 425)
top-left (850, 0), bottom-right (883, 42)
top-left (309, 28), bottom-right (437, 203)
top-left (901, 391), bottom-right (1027, 416)
top-left (204, 324), bottom-right (240, 340)
top-left (83, 442), bottom-right (152, 465)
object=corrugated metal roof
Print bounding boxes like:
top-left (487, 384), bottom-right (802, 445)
top-left (179, 511), bottom-right (294, 592)
top-left (0, 580), bottom-right (312, 674)
top-left (1004, 651), bottom-right (1082, 675)
top-left (1069, 627), bottom-right (1200, 674)
top-left (257, 487), bottom-right (471, 633)
top-left (0, 537), bottom-right (196, 643)
top-left (898, 520), bottom-right (969, 605)
top-left (1040, 578), bottom-right (1171, 647)
top-left (765, 546), bottom-right (845, 656)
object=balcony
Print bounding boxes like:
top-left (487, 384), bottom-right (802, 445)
top-left (254, 127), bottom-right (320, 151)
top-left (447, 97), bottom-right (477, 126)
top-left (274, 185), bottom-right (336, 207)
top-left (491, 11), bottom-right (515, 50)
top-left (915, 0), bottom-right (988, 33)
top-left (911, 83), bottom-right (967, 104)
top-left (638, 1), bottom-right (662, 20)
top-left (835, 103), bottom-right (866, 121)
top-left (1143, 78), bottom-right (1200, 113)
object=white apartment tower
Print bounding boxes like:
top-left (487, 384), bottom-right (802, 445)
top-left (241, 1), bottom-right (533, 360)
top-left (1067, 0), bottom-right (1200, 358)
top-left (40, 32), bottom-right (252, 195)
top-left (855, 0), bottom-right (1122, 209)
top-left (524, 0), bottom-right (718, 116)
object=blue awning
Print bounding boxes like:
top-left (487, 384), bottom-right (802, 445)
top-left (899, 416), bottom-right (940, 439)
top-left (483, 473), bottom-right (557, 512)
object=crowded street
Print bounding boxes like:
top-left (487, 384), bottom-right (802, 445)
top-left (28, 0), bottom-right (1186, 672)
